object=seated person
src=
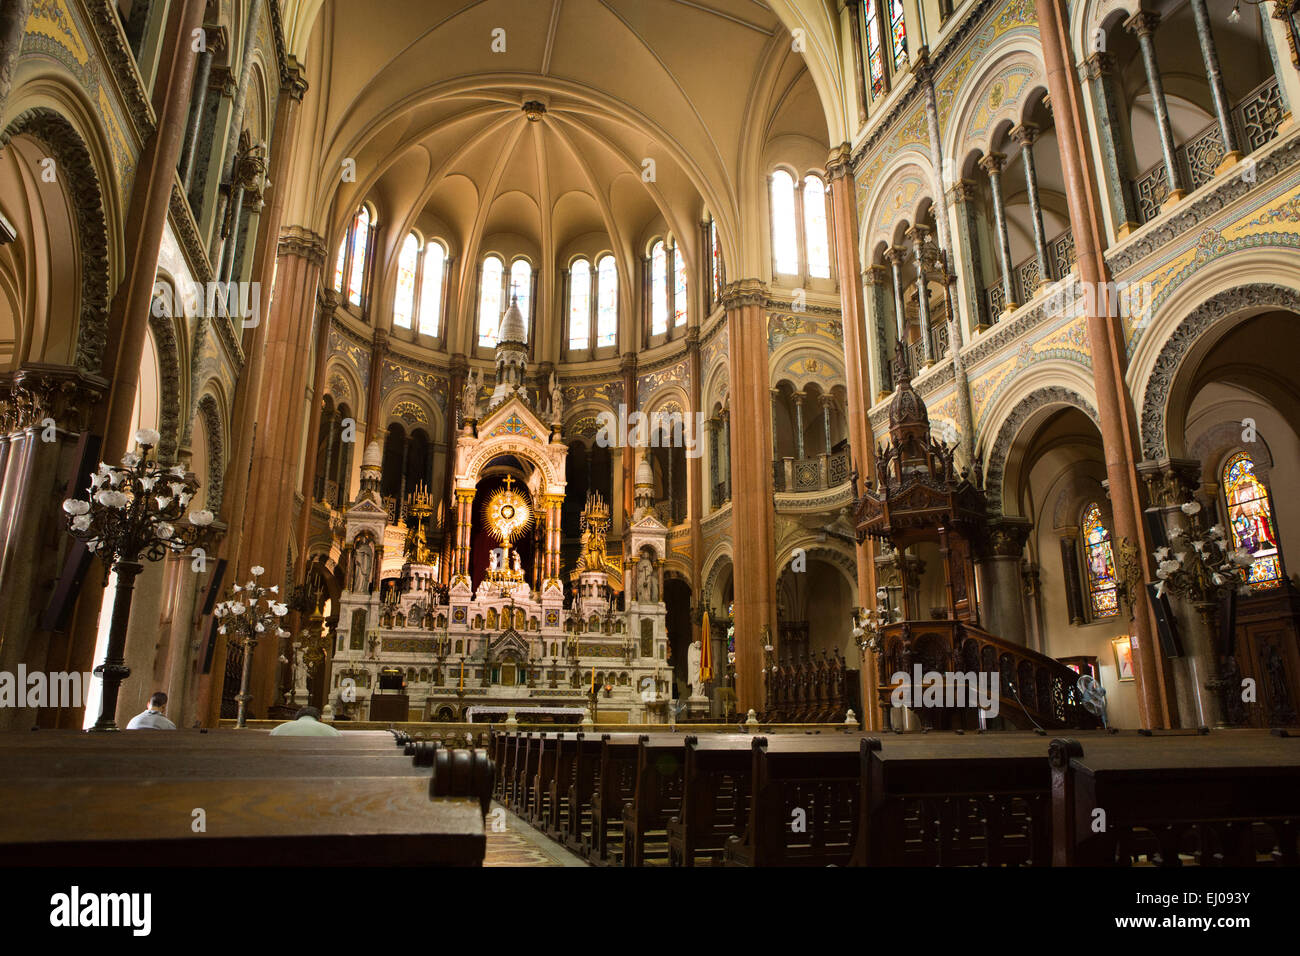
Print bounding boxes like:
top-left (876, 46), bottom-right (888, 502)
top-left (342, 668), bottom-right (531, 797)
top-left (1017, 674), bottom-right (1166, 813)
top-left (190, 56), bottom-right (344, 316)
top-left (269, 705), bottom-right (343, 737)
top-left (126, 691), bottom-right (177, 730)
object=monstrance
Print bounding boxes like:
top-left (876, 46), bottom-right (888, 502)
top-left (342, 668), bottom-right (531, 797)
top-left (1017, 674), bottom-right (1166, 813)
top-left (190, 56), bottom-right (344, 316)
top-left (483, 474), bottom-right (532, 583)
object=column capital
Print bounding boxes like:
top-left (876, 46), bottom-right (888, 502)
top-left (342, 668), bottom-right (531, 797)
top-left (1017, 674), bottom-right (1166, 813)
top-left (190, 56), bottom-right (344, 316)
top-left (1124, 10), bottom-right (1161, 38)
top-left (449, 352), bottom-right (469, 378)
top-left (318, 287), bottom-right (340, 315)
top-left (884, 245), bottom-right (908, 267)
top-left (864, 263), bottom-right (889, 285)
top-left (1055, 524), bottom-right (1081, 542)
top-left (203, 24), bottom-right (229, 58)
top-left (818, 393), bottom-right (834, 410)
top-left (372, 327), bottom-right (390, 353)
top-left (281, 54), bottom-right (309, 102)
top-left (987, 517), bottom-right (1034, 557)
top-left (904, 223), bottom-right (932, 249)
top-left (277, 225), bottom-right (327, 267)
top-left (719, 278), bottom-right (768, 310)
top-left (620, 351), bottom-right (639, 373)
top-left (1081, 50), bottom-right (1115, 81)
top-left (948, 178), bottom-right (979, 204)
top-left (1010, 122), bottom-right (1040, 148)
top-left (826, 142), bottom-right (854, 182)
top-left (1136, 457), bottom-right (1203, 509)
top-left (978, 151), bottom-right (1007, 175)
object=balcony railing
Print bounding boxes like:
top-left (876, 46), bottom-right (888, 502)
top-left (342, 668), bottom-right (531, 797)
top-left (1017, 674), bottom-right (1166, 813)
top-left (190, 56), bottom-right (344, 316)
top-left (1132, 76), bottom-right (1285, 225)
top-left (985, 226), bottom-right (1076, 321)
top-left (772, 451), bottom-right (850, 492)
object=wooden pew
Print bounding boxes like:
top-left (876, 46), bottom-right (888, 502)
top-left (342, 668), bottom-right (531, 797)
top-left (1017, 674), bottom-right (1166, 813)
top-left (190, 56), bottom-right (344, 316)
top-left (724, 735), bottom-right (862, 866)
top-left (1050, 732), bottom-right (1300, 866)
top-left (491, 731), bottom-right (512, 799)
top-left (514, 733), bottom-right (543, 815)
top-left (585, 733), bottom-right (644, 864)
top-left (620, 734), bottom-right (689, 866)
top-left (507, 733), bottom-right (533, 810)
top-left (529, 733), bottom-right (560, 826)
top-left (668, 734), bottom-right (754, 866)
top-left (547, 733), bottom-right (581, 837)
top-left (563, 734), bottom-right (605, 853)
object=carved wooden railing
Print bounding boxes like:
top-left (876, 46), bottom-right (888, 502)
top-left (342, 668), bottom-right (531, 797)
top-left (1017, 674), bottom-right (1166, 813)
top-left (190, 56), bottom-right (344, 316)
top-left (763, 649), bottom-right (851, 723)
top-left (873, 620), bottom-right (1102, 731)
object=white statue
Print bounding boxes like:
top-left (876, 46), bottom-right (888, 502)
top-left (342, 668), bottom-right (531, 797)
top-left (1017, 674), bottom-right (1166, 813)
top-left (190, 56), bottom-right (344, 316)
top-left (512, 549), bottom-right (522, 573)
top-left (687, 639), bottom-right (705, 699)
top-left (462, 368), bottom-right (481, 421)
top-left (636, 557), bottom-right (656, 602)
top-left (489, 548), bottom-right (501, 572)
top-left (549, 372), bottom-right (564, 421)
top-left (353, 539), bottom-right (374, 593)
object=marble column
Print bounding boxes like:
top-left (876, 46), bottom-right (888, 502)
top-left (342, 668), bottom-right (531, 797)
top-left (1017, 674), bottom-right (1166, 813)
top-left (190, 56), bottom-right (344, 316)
top-left (178, 28), bottom-right (220, 190)
top-left (885, 246), bottom-right (908, 342)
top-left (1189, 0), bottom-right (1242, 172)
top-left (294, 289), bottom-right (341, 583)
top-left (721, 279), bottom-right (777, 713)
top-left (975, 518), bottom-right (1033, 646)
top-left (820, 395), bottom-right (833, 456)
top-left (211, 0), bottom-right (266, 270)
top-left (1081, 52), bottom-right (1141, 236)
top-left (905, 225), bottom-right (934, 365)
top-left (793, 391), bottom-right (806, 461)
top-left (864, 264), bottom-right (893, 397)
top-left (1011, 124), bottom-right (1052, 290)
top-left (719, 407), bottom-right (731, 501)
top-left (1038, 0), bottom-right (1174, 728)
top-left (978, 152), bottom-right (1018, 317)
top-left (364, 329), bottom-right (389, 447)
top-left (687, 326), bottom-right (704, 607)
top-left (1057, 528), bottom-right (1086, 626)
top-left (947, 179), bottom-right (988, 331)
top-left (1125, 10), bottom-right (1186, 206)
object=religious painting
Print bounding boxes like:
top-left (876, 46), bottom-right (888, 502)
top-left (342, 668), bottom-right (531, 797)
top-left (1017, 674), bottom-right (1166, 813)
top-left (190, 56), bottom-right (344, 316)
top-left (1111, 635), bottom-right (1135, 682)
top-left (1222, 452), bottom-right (1283, 590)
top-left (1082, 503), bottom-right (1119, 618)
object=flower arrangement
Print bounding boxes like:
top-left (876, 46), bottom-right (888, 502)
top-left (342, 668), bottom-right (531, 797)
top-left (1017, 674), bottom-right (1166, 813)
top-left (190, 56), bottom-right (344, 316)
top-left (1151, 499), bottom-right (1254, 603)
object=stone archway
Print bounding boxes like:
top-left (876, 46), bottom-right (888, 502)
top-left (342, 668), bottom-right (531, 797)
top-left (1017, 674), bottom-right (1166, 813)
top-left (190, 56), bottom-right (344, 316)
top-left (984, 387), bottom-right (1099, 517)
top-left (1139, 284), bottom-right (1300, 460)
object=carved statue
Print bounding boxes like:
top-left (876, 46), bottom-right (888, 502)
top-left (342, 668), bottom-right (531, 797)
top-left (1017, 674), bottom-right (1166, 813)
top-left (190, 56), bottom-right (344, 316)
top-left (687, 639), bottom-right (705, 699)
top-left (352, 538), bottom-right (374, 593)
top-left (549, 371), bottom-right (564, 421)
top-left (489, 548), bottom-right (501, 573)
top-left (636, 556), bottom-right (657, 603)
top-left (512, 549), bottom-right (522, 573)
top-left (461, 368), bottom-right (481, 421)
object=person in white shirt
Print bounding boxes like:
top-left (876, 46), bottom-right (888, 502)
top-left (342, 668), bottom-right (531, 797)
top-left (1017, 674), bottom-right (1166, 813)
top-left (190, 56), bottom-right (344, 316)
top-left (269, 706), bottom-right (343, 737)
top-left (126, 692), bottom-right (177, 730)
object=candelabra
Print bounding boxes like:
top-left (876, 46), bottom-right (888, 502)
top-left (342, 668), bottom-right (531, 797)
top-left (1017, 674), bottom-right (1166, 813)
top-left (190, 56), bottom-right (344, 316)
top-left (851, 590), bottom-right (898, 658)
top-left (213, 566), bottom-right (290, 727)
top-left (1151, 499), bottom-right (1254, 725)
top-left (62, 428), bottom-right (215, 731)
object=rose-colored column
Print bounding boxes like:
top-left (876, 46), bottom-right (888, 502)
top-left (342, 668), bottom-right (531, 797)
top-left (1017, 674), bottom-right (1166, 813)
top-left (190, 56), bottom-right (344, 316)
top-left (1036, 0), bottom-right (1174, 727)
top-left (722, 280), bottom-right (776, 712)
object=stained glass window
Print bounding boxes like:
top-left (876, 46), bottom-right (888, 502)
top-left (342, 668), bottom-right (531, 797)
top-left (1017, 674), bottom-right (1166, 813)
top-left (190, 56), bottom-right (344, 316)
top-left (673, 243), bottom-right (687, 326)
top-left (596, 254), bottom-right (618, 348)
top-left (333, 237), bottom-right (347, 293)
top-left (651, 240), bottom-right (668, 335)
top-left (770, 170), bottom-right (798, 274)
top-left (888, 0), bottom-right (908, 72)
top-left (394, 233), bottom-right (419, 329)
top-left (510, 259), bottom-right (532, 338)
top-left (478, 255), bottom-right (504, 347)
top-left (418, 240), bottom-right (444, 337)
top-left (1083, 503), bottom-right (1119, 618)
top-left (1223, 452), bottom-right (1283, 589)
top-left (864, 1), bottom-right (885, 99)
top-left (804, 175), bottom-right (830, 278)
top-left (569, 258), bottom-right (591, 351)
top-left (347, 205), bottom-right (371, 307)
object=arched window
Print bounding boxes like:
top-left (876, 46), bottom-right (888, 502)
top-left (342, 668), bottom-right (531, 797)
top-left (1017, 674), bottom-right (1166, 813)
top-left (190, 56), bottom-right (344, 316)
top-left (478, 255), bottom-right (504, 347)
top-left (418, 240), bottom-right (445, 337)
top-left (709, 217), bottom-right (722, 307)
top-left (1222, 452), bottom-right (1283, 589)
top-left (332, 237), bottom-right (347, 294)
top-left (887, 0), bottom-right (907, 71)
top-left (568, 258), bottom-right (591, 351)
top-left (347, 205), bottom-right (372, 307)
top-left (394, 233), bottom-right (420, 329)
top-left (803, 175), bottom-right (830, 278)
top-left (770, 170), bottom-right (798, 275)
top-left (864, 1), bottom-right (885, 98)
top-left (596, 254), bottom-right (618, 347)
top-left (510, 259), bottom-right (533, 336)
top-left (651, 240), bottom-right (668, 336)
top-left (1082, 503), bottom-right (1119, 618)
top-left (673, 244), bottom-right (687, 326)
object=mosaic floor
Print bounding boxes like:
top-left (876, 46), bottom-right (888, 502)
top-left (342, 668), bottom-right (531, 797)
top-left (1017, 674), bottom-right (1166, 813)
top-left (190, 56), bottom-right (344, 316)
top-left (483, 803), bottom-right (589, 867)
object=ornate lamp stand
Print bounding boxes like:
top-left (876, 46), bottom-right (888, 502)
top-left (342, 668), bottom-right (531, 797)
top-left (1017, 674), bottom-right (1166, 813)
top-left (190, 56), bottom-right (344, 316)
top-left (62, 428), bottom-right (215, 731)
top-left (213, 566), bottom-right (290, 727)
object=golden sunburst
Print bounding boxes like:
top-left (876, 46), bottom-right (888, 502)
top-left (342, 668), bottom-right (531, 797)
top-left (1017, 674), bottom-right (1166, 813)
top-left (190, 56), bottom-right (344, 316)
top-left (483, 477), bottom-right (532, 545)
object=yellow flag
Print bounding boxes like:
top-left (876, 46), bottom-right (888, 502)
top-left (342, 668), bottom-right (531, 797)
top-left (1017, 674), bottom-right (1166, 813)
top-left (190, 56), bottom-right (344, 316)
top-left (700, 611), bottom-right (714, 682)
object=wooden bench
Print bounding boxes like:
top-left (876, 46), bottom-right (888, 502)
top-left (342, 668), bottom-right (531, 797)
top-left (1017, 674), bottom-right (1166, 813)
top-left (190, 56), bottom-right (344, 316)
top-left (547, 733), bottom-right (581, 837)
top-left (563, 733), bottom-right (605, 853)
top-left (585, 733), bottom-right (644, 864)
top-left (620, 734), bottom-right (689, 866)
top-left (667, 734), bottom-right (754, 866)
top-left (1050, 732), bottom-right (1300, 866)
top-left (529, 733), bottom-right (560, 826)
top-left (724, 735), bottom-right (863, 866)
